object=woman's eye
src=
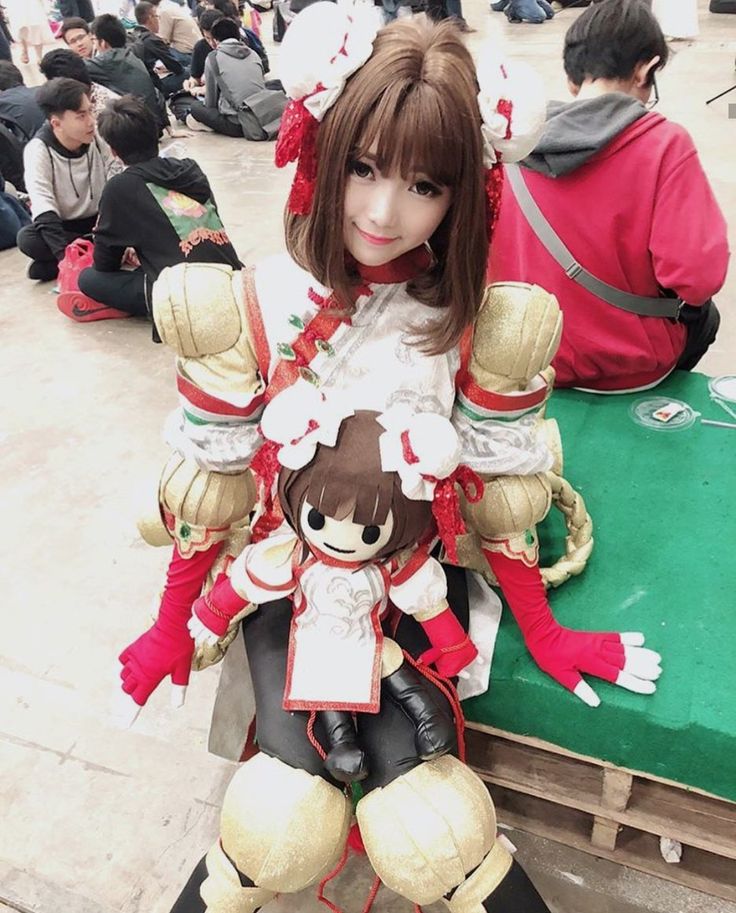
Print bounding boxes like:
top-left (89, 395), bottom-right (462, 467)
top-left (307, 508), bottom-right (326, 531)
top-left (349, 160), bottom-right (373, 179)
top-left (361, 525), bottom-right (381, 545)
top-left (413, 180), bottom-right (441, 198)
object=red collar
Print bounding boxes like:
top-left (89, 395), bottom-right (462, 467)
top-left (349, 246), bottom-right (433, 285)
top-left (306, 541), bottom-right (370, 571)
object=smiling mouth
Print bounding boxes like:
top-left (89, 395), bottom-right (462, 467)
top-left (324, 542), bottom-right (355, 554)
top-left (355, 226), bottom-right (397, 245)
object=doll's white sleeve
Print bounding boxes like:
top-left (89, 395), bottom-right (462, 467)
top-left (230, 532), bottom-right (298, 605)
top-left (389, 556), bottom-right (448, 617)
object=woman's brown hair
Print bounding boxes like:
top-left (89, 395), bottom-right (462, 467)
top-left (278, 411), bottom-right (433, 561)
top-left (284, 17), bottom-right (488, 355)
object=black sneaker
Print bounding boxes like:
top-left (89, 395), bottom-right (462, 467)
top-left (28, 260), bottom-right (58, 282)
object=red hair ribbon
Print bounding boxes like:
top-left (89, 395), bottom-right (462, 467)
top-left (432, 466), bottom-right (484, 565)
top-left (275, 96), bottom-right (322, 215)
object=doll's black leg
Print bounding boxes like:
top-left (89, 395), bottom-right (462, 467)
top-left (381, 663), bottom-right (457, 761)
top-left (320, 710), bottom-right (369, 783)
top-left (482, 858), bottom-right (551, 913)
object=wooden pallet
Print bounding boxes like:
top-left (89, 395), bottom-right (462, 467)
top-left (464, 722), bottom-right (736, 902)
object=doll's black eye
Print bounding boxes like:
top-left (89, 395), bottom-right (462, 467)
top-left (307, 508), bottom-right (325, 531)
top-left (362, 525), bottom-right (381, 545)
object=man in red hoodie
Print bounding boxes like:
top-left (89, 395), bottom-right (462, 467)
top-left (488, 0), bottom-right (729, 392)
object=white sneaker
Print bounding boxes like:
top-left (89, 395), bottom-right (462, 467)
top-left (185, 113), bottom-right (214, 132)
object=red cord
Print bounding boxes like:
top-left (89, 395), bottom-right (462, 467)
top-left (316, 841), bottom-right (349, 913)
top-left (307, 710), bottom-right (327, 761)
top-left (403, 651), bottom-right (466, 763)
top-left (360, 875), bottom-right (382, 913)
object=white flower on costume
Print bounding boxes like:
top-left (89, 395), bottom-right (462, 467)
top-left (378, 407), bottom-right (461, 502)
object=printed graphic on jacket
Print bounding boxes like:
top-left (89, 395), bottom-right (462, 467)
top-left (146, 184), bottom-right (232, 256)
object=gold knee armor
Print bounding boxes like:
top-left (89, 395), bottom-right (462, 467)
top-left (355, 756), bottom-right (501, 906)
top-left (220, 753), bottom-right (351, 893)
top-left (200, 842), bottom-right (276, 913)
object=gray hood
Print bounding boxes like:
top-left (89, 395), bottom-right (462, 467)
top-left (522, 93), bottom-right (649, 178)
top-left (216, 38), bottom-right (252, 61)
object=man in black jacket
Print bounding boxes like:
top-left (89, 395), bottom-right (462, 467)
top-left (75, 94), bottom-right (240, 322)
top-left (131, 2), bottom-right (187, 96)
top-left (0, 61), bottom-right (45, 192)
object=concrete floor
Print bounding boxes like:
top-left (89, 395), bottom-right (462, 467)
top-left (1, 2), bottom-right (735, 912)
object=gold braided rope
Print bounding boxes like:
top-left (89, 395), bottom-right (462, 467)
top-left (541, 471), bottom-right (594, 589)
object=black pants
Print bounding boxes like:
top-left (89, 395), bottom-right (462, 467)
top-left (676, 299), bottom-right (721, 372)
top-left (17, 216), bottom-right (96, 270)
top-left (78, 266), bottom-right (148, 317)
top-left (188, 101), bottom-right (243, 137)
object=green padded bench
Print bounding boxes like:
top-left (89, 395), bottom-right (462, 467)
top-left (463, 371), bottom-right (736, 802)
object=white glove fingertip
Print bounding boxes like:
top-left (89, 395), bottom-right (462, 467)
top-left (171, 684), bottom-right (187, 709)
top-left (620, 632), bottom-right (646, 647)
top-left (458, 670), bottom-right (471, 681)
top-left (616, 671), bottom-right (657, 695)
top-left (573, 680), bottom-right (601, 708)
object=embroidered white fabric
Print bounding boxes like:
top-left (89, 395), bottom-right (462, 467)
top-left (390, 557), bottom-right (448, 616)
top-left (163, 410), bottom-right (262, 474)
top-left (452, 410), bottom-right (553, 476)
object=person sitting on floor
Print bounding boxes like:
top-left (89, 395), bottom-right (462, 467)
top-left (75, 94), bottom-right (241, 322)
top-left (487, 0), bottom-right (729, 392)
top-left (185, 16), bottom-right (283, 138)
top-left (87, 14), bottom-right (169, 135)
top-left (17, 78), bottom-right (116, 282)
top-left (148, 0), bottom-right (202, 66)
top-left (40, 48), bottom-right (120, 120)
top-left (59, 17), bottom-right (95, 60)
top-left (131, 2), bottom-right (188, 97)
top-left (185, 8), bottom-right (222, 88)
top-left (0, 61), bottom-right (45, 193)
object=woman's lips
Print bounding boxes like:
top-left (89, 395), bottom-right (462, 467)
top-left (355, 226), bottom-right (397, 246)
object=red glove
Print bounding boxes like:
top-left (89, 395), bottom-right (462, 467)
top-left (483, 549), bottom-right (628, 702)
top-left (119, 543), bottom-right (222, 706)
top-left (192, 572), bottom-right (248, 638)
top-left (419, 607), bottom-right (478, 677)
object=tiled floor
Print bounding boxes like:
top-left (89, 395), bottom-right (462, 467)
top-left (1, 2), bottom-right (734, 912)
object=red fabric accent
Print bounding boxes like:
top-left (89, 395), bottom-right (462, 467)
top-left (244, 270), bottom-right (271, 382)
top-left (485, 163), bottom-right (505, 243)
top-left (192, 572), bottom-right (248, 638)
top-left (316, 840), bottom-right (349, 913)
top-left (267, 310), bottom-right (349, 401)
top-left (348, 823), bottom-right (366, 854)
top-left (275, 98), bottom-right (321, 215)
top-left (249, 439), bottom-right (281, 542)
top-left (307, 710), bottom-right (328, 760)
top-left (360, 876), bottom-right (382, 913)
top-left (118, 543), bottom-right (222, 706)
top-left (349, 245), bottom-right (433, 285)
top-left (177, 371), bottom-right (265, 419)
top-left (431, 466), bottom-right (484, 565)
top-left (418, 607), bottom-right (478, 677)
top-left (487, 116), bottom-right (729, 390)
top-left (484, 549), bottom-right (626, 693)
top-left (457, 372), bottom-right (549, 413)
top-left (400, 430), bottom-right (420, 465)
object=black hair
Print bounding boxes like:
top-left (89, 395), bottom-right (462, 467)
top-left (563, 0), bottom-right (668, 88)
top-left (199, 9), bottom-right (224, 31)
top-left (212, 0), bottom-right (239, 19)
top-left (40, 48), bottom-right (92, 86)
top-left (60, 17), bottom-right (90, 40)
top-left (0, 60), bottom-right (24, 90)
top-left (135, 1), bottom-right (156, 25)
top-left (36, 78), bottom-right (91, 119)
top-left (210, 16), bottom-right (241, 41)
top-left (91, 14), bottom-right (128, 48)
top-left (97, 94), bottom-right (159, 164)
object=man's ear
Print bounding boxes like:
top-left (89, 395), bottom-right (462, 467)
top-left (635, 56), bottom-right (661, 88)
top-left (567, 77), bottom-right (581, 98)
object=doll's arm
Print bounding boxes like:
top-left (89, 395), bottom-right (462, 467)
top-left (391, 557), bottom-right (478, 678)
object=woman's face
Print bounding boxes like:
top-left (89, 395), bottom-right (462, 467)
top-left (343, 143), bottom-right (452, 267)
top-left (299, 500), bottom-right (394, 563)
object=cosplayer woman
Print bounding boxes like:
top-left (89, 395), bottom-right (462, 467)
top-left (118, 7), bottom-right (661, 911)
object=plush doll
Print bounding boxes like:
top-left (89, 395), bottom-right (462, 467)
top-left (490, 0), bottom-right (554, 23)
top-left (187, 395), bottom-right (480, 782)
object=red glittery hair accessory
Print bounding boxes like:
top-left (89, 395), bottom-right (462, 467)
top-left (275, 97), bottom-right (321, 215)
top-left (431, 466), bottom-right (484, 565)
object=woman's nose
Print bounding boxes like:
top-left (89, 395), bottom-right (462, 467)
top-left (366, 183), bottom-right (397, 228)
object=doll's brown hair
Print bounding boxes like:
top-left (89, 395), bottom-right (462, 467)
top-left (284, 17), bottom-right (488, 356)
top-left (278, 411), bottom-right (433, 561)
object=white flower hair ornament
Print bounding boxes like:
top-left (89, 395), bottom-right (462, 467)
top-left (378, 407), bottom-right (484, 564)
top-left (475, 56), bottom-right (547, 236)
top-left (274, 1), bottom-right (380, 215)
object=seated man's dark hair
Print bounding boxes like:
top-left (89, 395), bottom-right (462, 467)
top-left (40, 48), bottom-right (92, 86)
top-left (0, 61), bottom-right (24, 91)
top-left (60, 17), bottom-right (90, 40)
top-left (212, 0), bottom-right (239, 19)
top-left (564, 0), bottom-right (669, 88)
top-left (135, 2), bottom-right (156, 25)
top-left (210, 17), bottom-right (241, 42)
top-left (36, 78), bottom-right (90, 119)
top-left (97, 94), bottom-right (159, 164)
top-left (91, 14), bottom-right (128, 48)
top-left (199, 9), bottom-right (224, 31)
